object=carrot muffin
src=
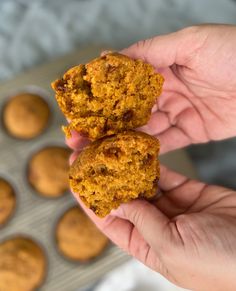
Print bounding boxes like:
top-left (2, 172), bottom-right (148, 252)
top-left (28, 146), bottom-right (71, 198)
top-left (56, 206), bottom-right (108, 261)
top-left (70, 131), bottom-right (160, 217)
top-left (52, 52), bottom-right (164, 140)
top-left (3, 93), bottom-right (50, 139)
top-left (0, 178), bottom-right (16, 226)
top-left (0, 237), bottom-right (46, 291)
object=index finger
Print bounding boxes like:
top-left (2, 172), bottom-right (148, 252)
top-left (66, 130), bottom-right (90, 151)
top-left (121, 26), bottom-right (205, 68)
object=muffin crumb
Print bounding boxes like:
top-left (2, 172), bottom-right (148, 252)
top-left (52, 53), bottom-right (164, 140)
top-left (69, 131), bottom-right (160, 217)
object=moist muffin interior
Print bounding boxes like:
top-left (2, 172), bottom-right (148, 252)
top-left (52, 53), bottom-right (164, 139)
top-left (69, 131), bottom-right (160, 217)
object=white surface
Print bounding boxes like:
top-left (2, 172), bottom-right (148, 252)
top-left (94, 259), bottom-right (189, 291)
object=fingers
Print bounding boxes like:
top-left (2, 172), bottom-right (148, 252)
top-left (100, 50), bottom-right (113, 56)
top-left (159, 165), bottom-right (189, 192)
top-left (156, 127), bottom-right (191, 154)
top-left (121, 26), bottom-right (205, 68)
top-left (72, 194), bottom-right (133, 251)
top-left (112, 200), bottom-right (169, 252)
top-left (73, 194), bottom-right (160, 268)
top-left (139, 111), bottom-right (170, 136)
top-left (66, 130), bottom-right (90, 151)
top-left (69, 151), bottom-right (79, 165)
top-left (154, 165), bottom-right (206, 217)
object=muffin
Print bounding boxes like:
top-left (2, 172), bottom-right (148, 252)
top-left (0, 237), bottom-right (46, 291)
top-left (28, 146), bottom-right (71, 198)
top-left (51, 52), bottom-right (164, 140)
top-left (3, 93), bottom-right (50, 139)
top-left (0, 178), bottom-right (16, 226)
top-left (56, 206), bottom-right (109, 261)
top-left (70, 131), bottom-right (160, 217)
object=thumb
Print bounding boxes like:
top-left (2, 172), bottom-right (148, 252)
top-left (112, 200), bottom-right (169, 249)
top-left (121, 26), bottom-right (205, 68)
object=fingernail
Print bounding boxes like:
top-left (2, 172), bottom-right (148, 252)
top-left (138, 124), bottom-right (153, 135)
top-left (110, 206), bottom-right (124, 218)
top-left (101, 50), bottom-right (114, 56)
top-left (69, 151), bottom-right (79, 165)
top-left (149, 188), bottom-right (163, 201)
top-left (151, 104), bottom-right (158, 113)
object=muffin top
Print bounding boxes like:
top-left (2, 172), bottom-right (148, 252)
top-left (28, 146), bottom-right (71, 198)
top-left (0, 237), bottom-right (46, 291)
top-left (0, 178), bottom-right (16, 226)
top-left (70, 131), bottom-right (160, 217)
top-left (3, 93), bottom-right (50, 139)
top-left (56, 206), bottom-right (109, 261)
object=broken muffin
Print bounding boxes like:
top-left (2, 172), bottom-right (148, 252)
top-left (69, 131), bottom-right (160, 217)
top-left (51, 53), bottom-right (164, 140)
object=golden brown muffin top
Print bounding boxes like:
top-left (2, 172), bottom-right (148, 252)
top-left (3, 93), bottom-right (50, 139)
top-left (56, 206), bottom-right (109, 261)
top-left (28, 146), bottom-right (71, 198)
top-left (0, 178), bottom-right (16, 226)
top-left (0, 237), bottom-right (46, 291)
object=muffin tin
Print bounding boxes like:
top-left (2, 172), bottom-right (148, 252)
top-left (0, 47), bottom-right (197, 290)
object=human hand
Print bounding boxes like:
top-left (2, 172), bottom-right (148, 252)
top-left (121, 24), bottom-right (236, 153)
top-left (66, 24), bottom-right (236, 290)
top-left (69, 159), bottom-right (236, 291)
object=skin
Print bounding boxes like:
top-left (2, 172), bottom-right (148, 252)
top-left (67, 25), bottom-right (236, 291)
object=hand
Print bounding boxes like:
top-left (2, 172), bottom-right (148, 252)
top-left (68, 25), bottom-right (236, 154)
top-left (70, 162), bottom-right (236, 291)
top-left (121, 24), bottom-right (236, 154)
top-left (66, 24), bottom-right (236, 290)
